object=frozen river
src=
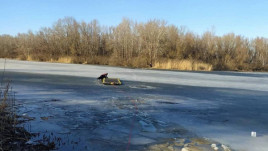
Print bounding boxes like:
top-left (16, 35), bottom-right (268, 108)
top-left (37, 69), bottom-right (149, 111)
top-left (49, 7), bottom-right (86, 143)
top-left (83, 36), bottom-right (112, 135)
top-left (1, 59), bottom-right (268, 151)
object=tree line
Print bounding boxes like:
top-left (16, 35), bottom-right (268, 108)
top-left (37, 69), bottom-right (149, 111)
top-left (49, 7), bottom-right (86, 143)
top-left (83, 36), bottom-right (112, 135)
top-left (0, 17), bottom-right (268, 71)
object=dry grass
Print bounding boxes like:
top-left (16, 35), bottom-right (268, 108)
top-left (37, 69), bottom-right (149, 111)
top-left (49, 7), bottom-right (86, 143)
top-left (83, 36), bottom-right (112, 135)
top-left (15, 55), bottom-right (213, 71)
top-left (153, 59), bottom-right (213, 71)
top-left (0, 82), bottom-right (18, 150)
top-left (0, 83), bottom-right (11, 111)
top-left (130, 56), bottom-right (148, 68)
top-left (26, 55), bottom-right (34, 61)
top-left (56, 57), bottom-right (73, 63)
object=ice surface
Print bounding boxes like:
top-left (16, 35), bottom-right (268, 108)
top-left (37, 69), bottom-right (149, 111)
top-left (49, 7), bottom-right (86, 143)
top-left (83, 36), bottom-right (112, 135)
top-left (2, 59), bottom-right (268, 92)
top-left (1, 59), bottom-right (268, 151)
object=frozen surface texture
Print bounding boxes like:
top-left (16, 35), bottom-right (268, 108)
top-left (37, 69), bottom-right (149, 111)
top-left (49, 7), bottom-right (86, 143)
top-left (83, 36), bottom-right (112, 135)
top-left (1, 59), bottom-right (268, 151)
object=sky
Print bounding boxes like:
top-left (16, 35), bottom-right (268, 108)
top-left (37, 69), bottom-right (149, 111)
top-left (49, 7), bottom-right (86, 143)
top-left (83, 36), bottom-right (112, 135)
top-left (0, 0), bottom-right (268, 38)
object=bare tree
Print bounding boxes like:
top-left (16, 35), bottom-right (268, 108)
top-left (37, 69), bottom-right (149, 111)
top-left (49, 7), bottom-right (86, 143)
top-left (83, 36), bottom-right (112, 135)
top-left (0, 17), bottom-right (268, 71)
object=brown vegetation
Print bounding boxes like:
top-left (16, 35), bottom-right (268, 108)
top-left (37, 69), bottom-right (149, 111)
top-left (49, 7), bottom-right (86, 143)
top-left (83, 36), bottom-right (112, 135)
top-left (0, 83), bottom-right (27, 151)
top-left (153, 59), bottom-right (212, 71)
top-left (0, 17), bottom-right (268, 71)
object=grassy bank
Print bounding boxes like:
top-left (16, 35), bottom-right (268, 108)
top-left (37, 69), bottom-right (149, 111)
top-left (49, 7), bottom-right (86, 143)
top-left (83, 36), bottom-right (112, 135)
top-left (0, 83), bottom-right (28, 150)
top-left (18, 56), bottom-right (213, 71)
top-left (153, 59), bottom-right (213, 71)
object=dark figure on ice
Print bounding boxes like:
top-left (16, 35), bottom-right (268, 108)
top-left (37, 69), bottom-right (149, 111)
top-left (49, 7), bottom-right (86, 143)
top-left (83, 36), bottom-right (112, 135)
top-left (98, 73), bottom-right (108, 80)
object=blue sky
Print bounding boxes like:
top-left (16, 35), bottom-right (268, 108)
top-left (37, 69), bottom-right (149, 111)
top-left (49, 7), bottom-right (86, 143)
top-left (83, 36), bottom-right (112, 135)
top-left (0, 0), bottom-right (268, 38)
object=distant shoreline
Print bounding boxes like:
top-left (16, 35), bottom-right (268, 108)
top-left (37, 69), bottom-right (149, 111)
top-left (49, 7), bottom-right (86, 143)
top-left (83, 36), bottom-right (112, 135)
top-left (2, 57), bottom-right (267, 73)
